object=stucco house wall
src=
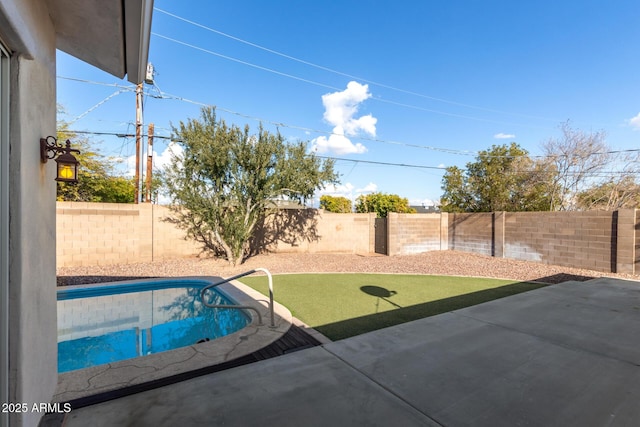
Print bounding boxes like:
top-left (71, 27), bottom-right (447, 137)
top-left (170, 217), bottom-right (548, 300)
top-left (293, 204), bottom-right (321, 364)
top-left (1, 2), bottom-right (58, 425)
top-left (0, 1), bottom-right (152, 425)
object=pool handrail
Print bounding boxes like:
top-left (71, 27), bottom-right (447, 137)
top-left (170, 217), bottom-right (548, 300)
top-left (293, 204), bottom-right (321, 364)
top-left (199, 268), bottom-right (275, 328)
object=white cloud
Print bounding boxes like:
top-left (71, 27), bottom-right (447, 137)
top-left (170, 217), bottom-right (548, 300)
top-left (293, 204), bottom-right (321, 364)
top-left (124, 142), bottom-right (183, 177)
top-left (629, 112), bottom-right (640, 130)
top-left (494, 133), bottom-right (516, 139)
top-left (318, 181), bottom-right (378, 201)
top-left (311, 81), bottom-right (377, 155)
top-left (312, 130), bottom-right (367, 155)
top-left (320, 183), bottom-right (355, 197)
top-left (154, 141), bottom-right (183, 170)
top-left (356, 182), bottom-right (377, 193)
top-left (125, 154), bottom-right (136, 177)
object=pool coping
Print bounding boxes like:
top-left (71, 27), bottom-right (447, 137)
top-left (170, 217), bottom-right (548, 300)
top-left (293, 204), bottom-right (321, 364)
top-left (53, 276), bottom-right (293, 403)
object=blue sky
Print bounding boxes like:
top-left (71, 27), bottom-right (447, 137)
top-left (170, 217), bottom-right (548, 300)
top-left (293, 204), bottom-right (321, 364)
top-left (57, 0), bottom-right (640, 207)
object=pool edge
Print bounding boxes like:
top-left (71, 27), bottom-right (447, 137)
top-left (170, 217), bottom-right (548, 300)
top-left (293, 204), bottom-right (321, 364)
top-left (53, 276), bottom-right (292, 403)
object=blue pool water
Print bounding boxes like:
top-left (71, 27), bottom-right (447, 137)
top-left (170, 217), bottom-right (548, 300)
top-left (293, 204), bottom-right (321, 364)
top-left (57, 279), bottom-right (251, 373)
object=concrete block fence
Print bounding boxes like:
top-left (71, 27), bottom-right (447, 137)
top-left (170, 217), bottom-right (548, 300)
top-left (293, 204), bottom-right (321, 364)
top-left (56, 202), bottom-right (638, 274)
top-left (56, 202), bottom-right (375, 267)
top-left (447, 210), bottom-right (637, 274)
top-left (56, 202), bottom-right (201, 267)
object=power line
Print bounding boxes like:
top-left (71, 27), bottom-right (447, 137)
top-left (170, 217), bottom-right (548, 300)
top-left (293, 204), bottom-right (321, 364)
top-left (318, 156), bottom-right (447, 171)
top-left (151, 32), bottom-right (552, 129)
top-left (57, 75), bottom-right (136, 90)
top-left (60, 76), bottom-right (640, 162)
top-left (152, 33), bottom-right (339, 91)
top-left (58, 75), bottom-right (478, 156)
top-left (68, 90), bottom-right (130, 125)
top-left (146, 90), bottom-right (478, 155)
top-left (67, 129), bottom-right (448, 170)
top-left (66, 128), bottom-right (640, 177)
top-left (150, 90), bottom-right (640, 160)
top-left (69, 130), bottom-right (172, 140)
top-left (154, 7), bottom-right (560, 123)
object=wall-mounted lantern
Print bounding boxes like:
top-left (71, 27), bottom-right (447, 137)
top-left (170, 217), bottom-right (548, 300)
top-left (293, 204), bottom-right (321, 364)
top-left (40, 136), bottom-right (81, 183)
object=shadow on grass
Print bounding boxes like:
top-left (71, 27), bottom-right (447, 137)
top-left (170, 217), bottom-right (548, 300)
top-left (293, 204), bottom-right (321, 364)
top-left (316, 281), bottom-right (548, 341)
top-left (360, 285), bottom-right (401, 311)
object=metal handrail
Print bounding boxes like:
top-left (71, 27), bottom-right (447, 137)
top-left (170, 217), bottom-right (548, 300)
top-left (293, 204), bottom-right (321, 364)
top-left (200, 268), bottom-right (275, 327)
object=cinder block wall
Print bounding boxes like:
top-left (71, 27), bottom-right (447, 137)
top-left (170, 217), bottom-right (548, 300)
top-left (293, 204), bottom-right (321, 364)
top-left (308, 211), bottom-right (374, 253)
top-left (615, 209), bottom-right (636, 274)
top-left (446, 210), bottom-right (637, 274)
top-left (56, 203), bottom-right (374, 267)
top-left (151, 205), bottom-right (202, 260)
top-left (634, 212), bottom-right (640, 272)
top-left (57, 203), bottom-right (639, 274)
top-left (448, 213), bottom-right (494, 256)
top-left (387, 213), bottom-right (444, 255)
top-left (57, 202), bottom-right (149, 267)
top-left (504, 211), bottom-right (617, 272)
top-left (251, 210), bottom-right (374, 254)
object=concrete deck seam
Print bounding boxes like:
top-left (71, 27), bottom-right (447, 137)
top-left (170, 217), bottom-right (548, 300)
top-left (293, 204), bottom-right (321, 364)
top-left (318, 346), bottom-right (445, 427)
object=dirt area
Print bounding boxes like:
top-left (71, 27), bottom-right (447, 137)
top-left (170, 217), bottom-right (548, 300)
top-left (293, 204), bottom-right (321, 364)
top-left (56, 250), bottom-right (639, 286)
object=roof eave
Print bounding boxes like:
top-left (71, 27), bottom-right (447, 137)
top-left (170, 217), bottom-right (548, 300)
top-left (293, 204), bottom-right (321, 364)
top-left (49, 0), bottom-right (153, 84)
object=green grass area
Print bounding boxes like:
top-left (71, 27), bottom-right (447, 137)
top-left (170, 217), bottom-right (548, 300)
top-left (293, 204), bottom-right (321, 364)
top-left (239, 274), bottom-right (546, 341)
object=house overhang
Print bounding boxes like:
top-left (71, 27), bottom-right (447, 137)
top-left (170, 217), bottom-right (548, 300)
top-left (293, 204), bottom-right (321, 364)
top-left (47, 0), bottom-right (153, 84)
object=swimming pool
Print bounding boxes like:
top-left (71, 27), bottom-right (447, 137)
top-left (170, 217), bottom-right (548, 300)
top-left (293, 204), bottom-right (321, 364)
top-left (57, 279), bottom-right (250, 373)
top-left (54, 276), bottom-right (293, 403)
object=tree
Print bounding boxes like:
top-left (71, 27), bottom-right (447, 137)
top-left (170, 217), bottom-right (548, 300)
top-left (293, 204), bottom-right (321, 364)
top-left (439, 166), bottom-right (470, 213)
top-left (543, 122), bottom-right (609, 211)
top-left (354, 192), bottom-right (415, 217)
top-left (164, 107), bottom-right (337, 265)
top-left (319, 195), bottom-right (352, 213)
top-left (440, 143), bottom-right (555, 212)
top-left (56, 115), bottom-right (136, 203)
top-left (576, 176), bottom-right (640, 210)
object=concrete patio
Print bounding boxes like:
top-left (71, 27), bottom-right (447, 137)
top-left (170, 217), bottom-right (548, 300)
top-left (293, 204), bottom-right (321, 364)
top-left (49, 278), bottom-right (640, 426)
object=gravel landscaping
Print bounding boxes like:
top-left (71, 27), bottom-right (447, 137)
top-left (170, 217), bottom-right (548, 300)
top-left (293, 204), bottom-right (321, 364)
top-left (57, 250), bottom-right (639, 286)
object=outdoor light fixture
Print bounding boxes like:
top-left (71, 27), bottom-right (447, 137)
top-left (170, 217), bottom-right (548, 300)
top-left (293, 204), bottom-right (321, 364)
top-left (40, 136), bottom-right (81, 183)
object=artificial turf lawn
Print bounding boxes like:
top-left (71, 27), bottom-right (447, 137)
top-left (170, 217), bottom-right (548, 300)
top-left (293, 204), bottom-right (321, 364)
top-left (239, 273), bottom-right (546, 341)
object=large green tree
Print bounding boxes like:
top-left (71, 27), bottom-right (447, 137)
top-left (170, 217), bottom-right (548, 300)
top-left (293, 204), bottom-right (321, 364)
top-left (354, 192), bottom-right (415, 217)
top-left (440, 143), bottom-right (555, 212)
top-left (165, 107), bottom-right (337, 265)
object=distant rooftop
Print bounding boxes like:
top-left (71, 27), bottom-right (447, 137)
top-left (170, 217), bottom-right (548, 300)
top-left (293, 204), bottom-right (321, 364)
top-left (410, 205), bottom-right (440, 213)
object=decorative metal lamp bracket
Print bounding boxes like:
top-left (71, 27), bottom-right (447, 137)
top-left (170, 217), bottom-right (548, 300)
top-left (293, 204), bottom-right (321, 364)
top-left (40, 136), bottom-right (80, 163)
top-left (40, 136), bottom-right (81, 182)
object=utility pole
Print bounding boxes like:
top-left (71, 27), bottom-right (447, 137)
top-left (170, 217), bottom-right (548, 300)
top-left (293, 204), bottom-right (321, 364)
top-left (145, 123), bottom-right (154, 203)
top-left (134, 82), bottom-right (143, 204)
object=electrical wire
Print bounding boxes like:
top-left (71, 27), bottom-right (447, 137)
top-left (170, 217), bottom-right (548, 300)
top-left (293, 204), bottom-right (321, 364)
top-left (154, 7), bottom-right (560, 123)
top-left (146, 90), bottom-right (477, 155)
top-left (152, 32), bottom-right (551, 130)
top-left (149, 90), bottom-right (640, 160)
top-left (59, 76), bottom-right (640, 162)
top-left (318, 156), bottom-right (447, 170)
top-left (68, 128), bottom-right (639, 178)
top-left (67, 128), bottom-right (448, 170)
top-left (68, 90), bottom-right (130, 125)
top-left (56, 76), bottom-right (136, 90)
top-left (152, 33), bottom-right (339, 91)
